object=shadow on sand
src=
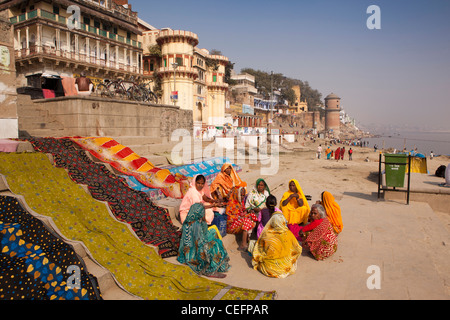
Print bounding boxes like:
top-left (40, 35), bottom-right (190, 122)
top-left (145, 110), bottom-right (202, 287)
top-left (423, 180), bottom-right (447, 187)
top-left (240, 239), bottom-right (316, 270)
top-left (342, 191), bottom-right (380, 202)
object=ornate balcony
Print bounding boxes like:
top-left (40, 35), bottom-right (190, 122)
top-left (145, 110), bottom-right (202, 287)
top-left (15, 44), bottom-right (141, 76)
top-left (9, 8), bottom-right (142, 49)
top-left (157, 65), bottom-right (198, 79)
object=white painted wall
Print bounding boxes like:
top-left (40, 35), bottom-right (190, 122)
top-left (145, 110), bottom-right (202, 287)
top-left (0, 119), bottom-right (18, 139)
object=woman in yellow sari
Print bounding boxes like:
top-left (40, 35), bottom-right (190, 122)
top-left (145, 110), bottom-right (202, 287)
top-left (318, 191), bottom-right (343, 234)
top-left (251, 213), bottom-right (302, 278)
top-left (280, 179), bottom-right (310, 225)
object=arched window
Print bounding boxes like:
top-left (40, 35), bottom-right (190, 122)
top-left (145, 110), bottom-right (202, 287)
top-left (196, 102), bottom-right (203, 122)
top-left (29, 33), bottom-right (36, 46)
top-left (52, 35), bottom-right (63, 49)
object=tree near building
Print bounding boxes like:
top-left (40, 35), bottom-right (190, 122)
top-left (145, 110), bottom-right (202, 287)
top-left (241, 68), bottom-right (322, 109)
top-left (148, 44), bottom-right (162, 58)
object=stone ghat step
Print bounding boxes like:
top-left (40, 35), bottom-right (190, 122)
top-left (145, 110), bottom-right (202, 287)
top-left (19, 120), bottom-right (65, 131)
top-left (81, 255), bottom-right (141, 300)
top-left (112, 136), bottom-right (168, 147)
top-left (16, 108), bottom-right (49, 119)
top-left (18, 129), bottom-right (67, 138)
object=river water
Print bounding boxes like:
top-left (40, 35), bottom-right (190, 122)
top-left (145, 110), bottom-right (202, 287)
top-left (363, 131), bottom-right (450, 156)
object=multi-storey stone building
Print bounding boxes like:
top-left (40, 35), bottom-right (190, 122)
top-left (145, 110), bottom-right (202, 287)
top-left (230, 71), bottom-right (257, 107)
top-left (140, 27), bottom-right (229, 127)
top-left (0, 9), bottom-right (18, 139)
top-left (290, 85), bottom-right (308, 113)
top-left (227, 71), bottom-right (264, 128)
top-left (1, 0), bottom-right (232, 129)
top-left (1, 0), bottom-right (143, 90)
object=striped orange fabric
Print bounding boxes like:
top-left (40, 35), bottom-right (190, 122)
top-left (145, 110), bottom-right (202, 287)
top-left (70, 137), bottom-right (190, 199)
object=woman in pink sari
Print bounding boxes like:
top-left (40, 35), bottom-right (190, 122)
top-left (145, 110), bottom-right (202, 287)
top-left (179, 175), bottom-right (222, 225)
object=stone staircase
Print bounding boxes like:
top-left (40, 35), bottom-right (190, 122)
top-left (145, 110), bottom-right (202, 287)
top-left (0, 172), bottom-right (140, 300)
top-left (17, 95), bottom-right (66, 138)
top-left (0, 138), bottom-right (290, 298)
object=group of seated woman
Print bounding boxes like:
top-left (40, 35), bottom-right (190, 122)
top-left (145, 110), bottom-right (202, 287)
top-left (252, 180), bottom-right (343, 278)
top-left (176, 163), bottom-right (344, 279)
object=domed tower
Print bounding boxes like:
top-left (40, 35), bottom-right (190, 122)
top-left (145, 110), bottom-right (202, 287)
top-left (205, 53), bottom-right (229, 126)
top-left (156, 29), bottom-right (199, 110)
top-left (325, 93), bottom-right (341, 135)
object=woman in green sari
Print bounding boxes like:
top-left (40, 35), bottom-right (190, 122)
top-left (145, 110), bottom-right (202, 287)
top-left (245, 178), bottom-right (270, 215)
top-left (177, 203), bottom-right (231, 278)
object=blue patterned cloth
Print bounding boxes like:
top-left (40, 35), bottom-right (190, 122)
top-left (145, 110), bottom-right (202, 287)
top-left (0, 195), bottom-right (101, 300)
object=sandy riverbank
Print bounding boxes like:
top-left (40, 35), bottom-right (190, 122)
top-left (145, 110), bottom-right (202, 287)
top-left (165, 139), bottom-right (450, 300)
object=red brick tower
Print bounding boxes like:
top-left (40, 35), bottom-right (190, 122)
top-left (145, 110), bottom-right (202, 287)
top-left (325, 93), bottom-right (341, 136)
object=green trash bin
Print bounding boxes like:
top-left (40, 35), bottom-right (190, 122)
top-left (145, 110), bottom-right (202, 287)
top-left (384, 153), bottom-right (408, 187)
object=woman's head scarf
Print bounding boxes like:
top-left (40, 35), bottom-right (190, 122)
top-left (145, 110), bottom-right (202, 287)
top-left (255, 178), bottom-right (270, 194)
top-left (321, 191), bottom-right (343, 234)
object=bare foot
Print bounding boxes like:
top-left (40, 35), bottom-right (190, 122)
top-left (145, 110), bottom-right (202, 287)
top-left (238, 246), bottom-right (248, 252)
top-left (208, 272), bottom-right (227, 278)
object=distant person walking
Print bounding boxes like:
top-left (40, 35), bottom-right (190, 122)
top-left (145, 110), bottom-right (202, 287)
top-left (335, 147), bottom-right (340, 161)
top-left (348, 148), bottom-right (353, 160)
top-left (340, 147), bottom-right (345, 160)
top-left (317, 144), bottom-right (322, 159)
top-left (326, 146), bottom-right (332, 160)
top-left (430, 151), bottom-right (434, 160)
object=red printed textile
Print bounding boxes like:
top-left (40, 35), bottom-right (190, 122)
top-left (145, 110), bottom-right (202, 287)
top-left (225, 192), bottom-right (257, 234)
top-left (26, 137), bottom-right (181, 258)
top-left (302, 217), bottom-right (338, 260)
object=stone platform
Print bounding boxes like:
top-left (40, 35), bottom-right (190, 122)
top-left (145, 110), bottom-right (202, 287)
top-left (381, 172), bottom-right (450, 213)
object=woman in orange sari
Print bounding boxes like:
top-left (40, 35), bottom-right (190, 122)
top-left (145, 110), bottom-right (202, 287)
top-left (210, 163), bottom-right (247, 202)
top-left (317, 191), bottom-right (343, 234)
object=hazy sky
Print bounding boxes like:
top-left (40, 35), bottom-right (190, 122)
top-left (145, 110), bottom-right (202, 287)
top-left (132, 0), bottom-right (450, 131)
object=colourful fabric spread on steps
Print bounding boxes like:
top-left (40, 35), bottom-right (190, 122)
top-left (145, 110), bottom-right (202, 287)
top-left (0, 195), bottom-right (102, 300)
top-left (0, 152), bottom-right (276, 300)
top-left (70, 137), bottom-right (190, 199)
